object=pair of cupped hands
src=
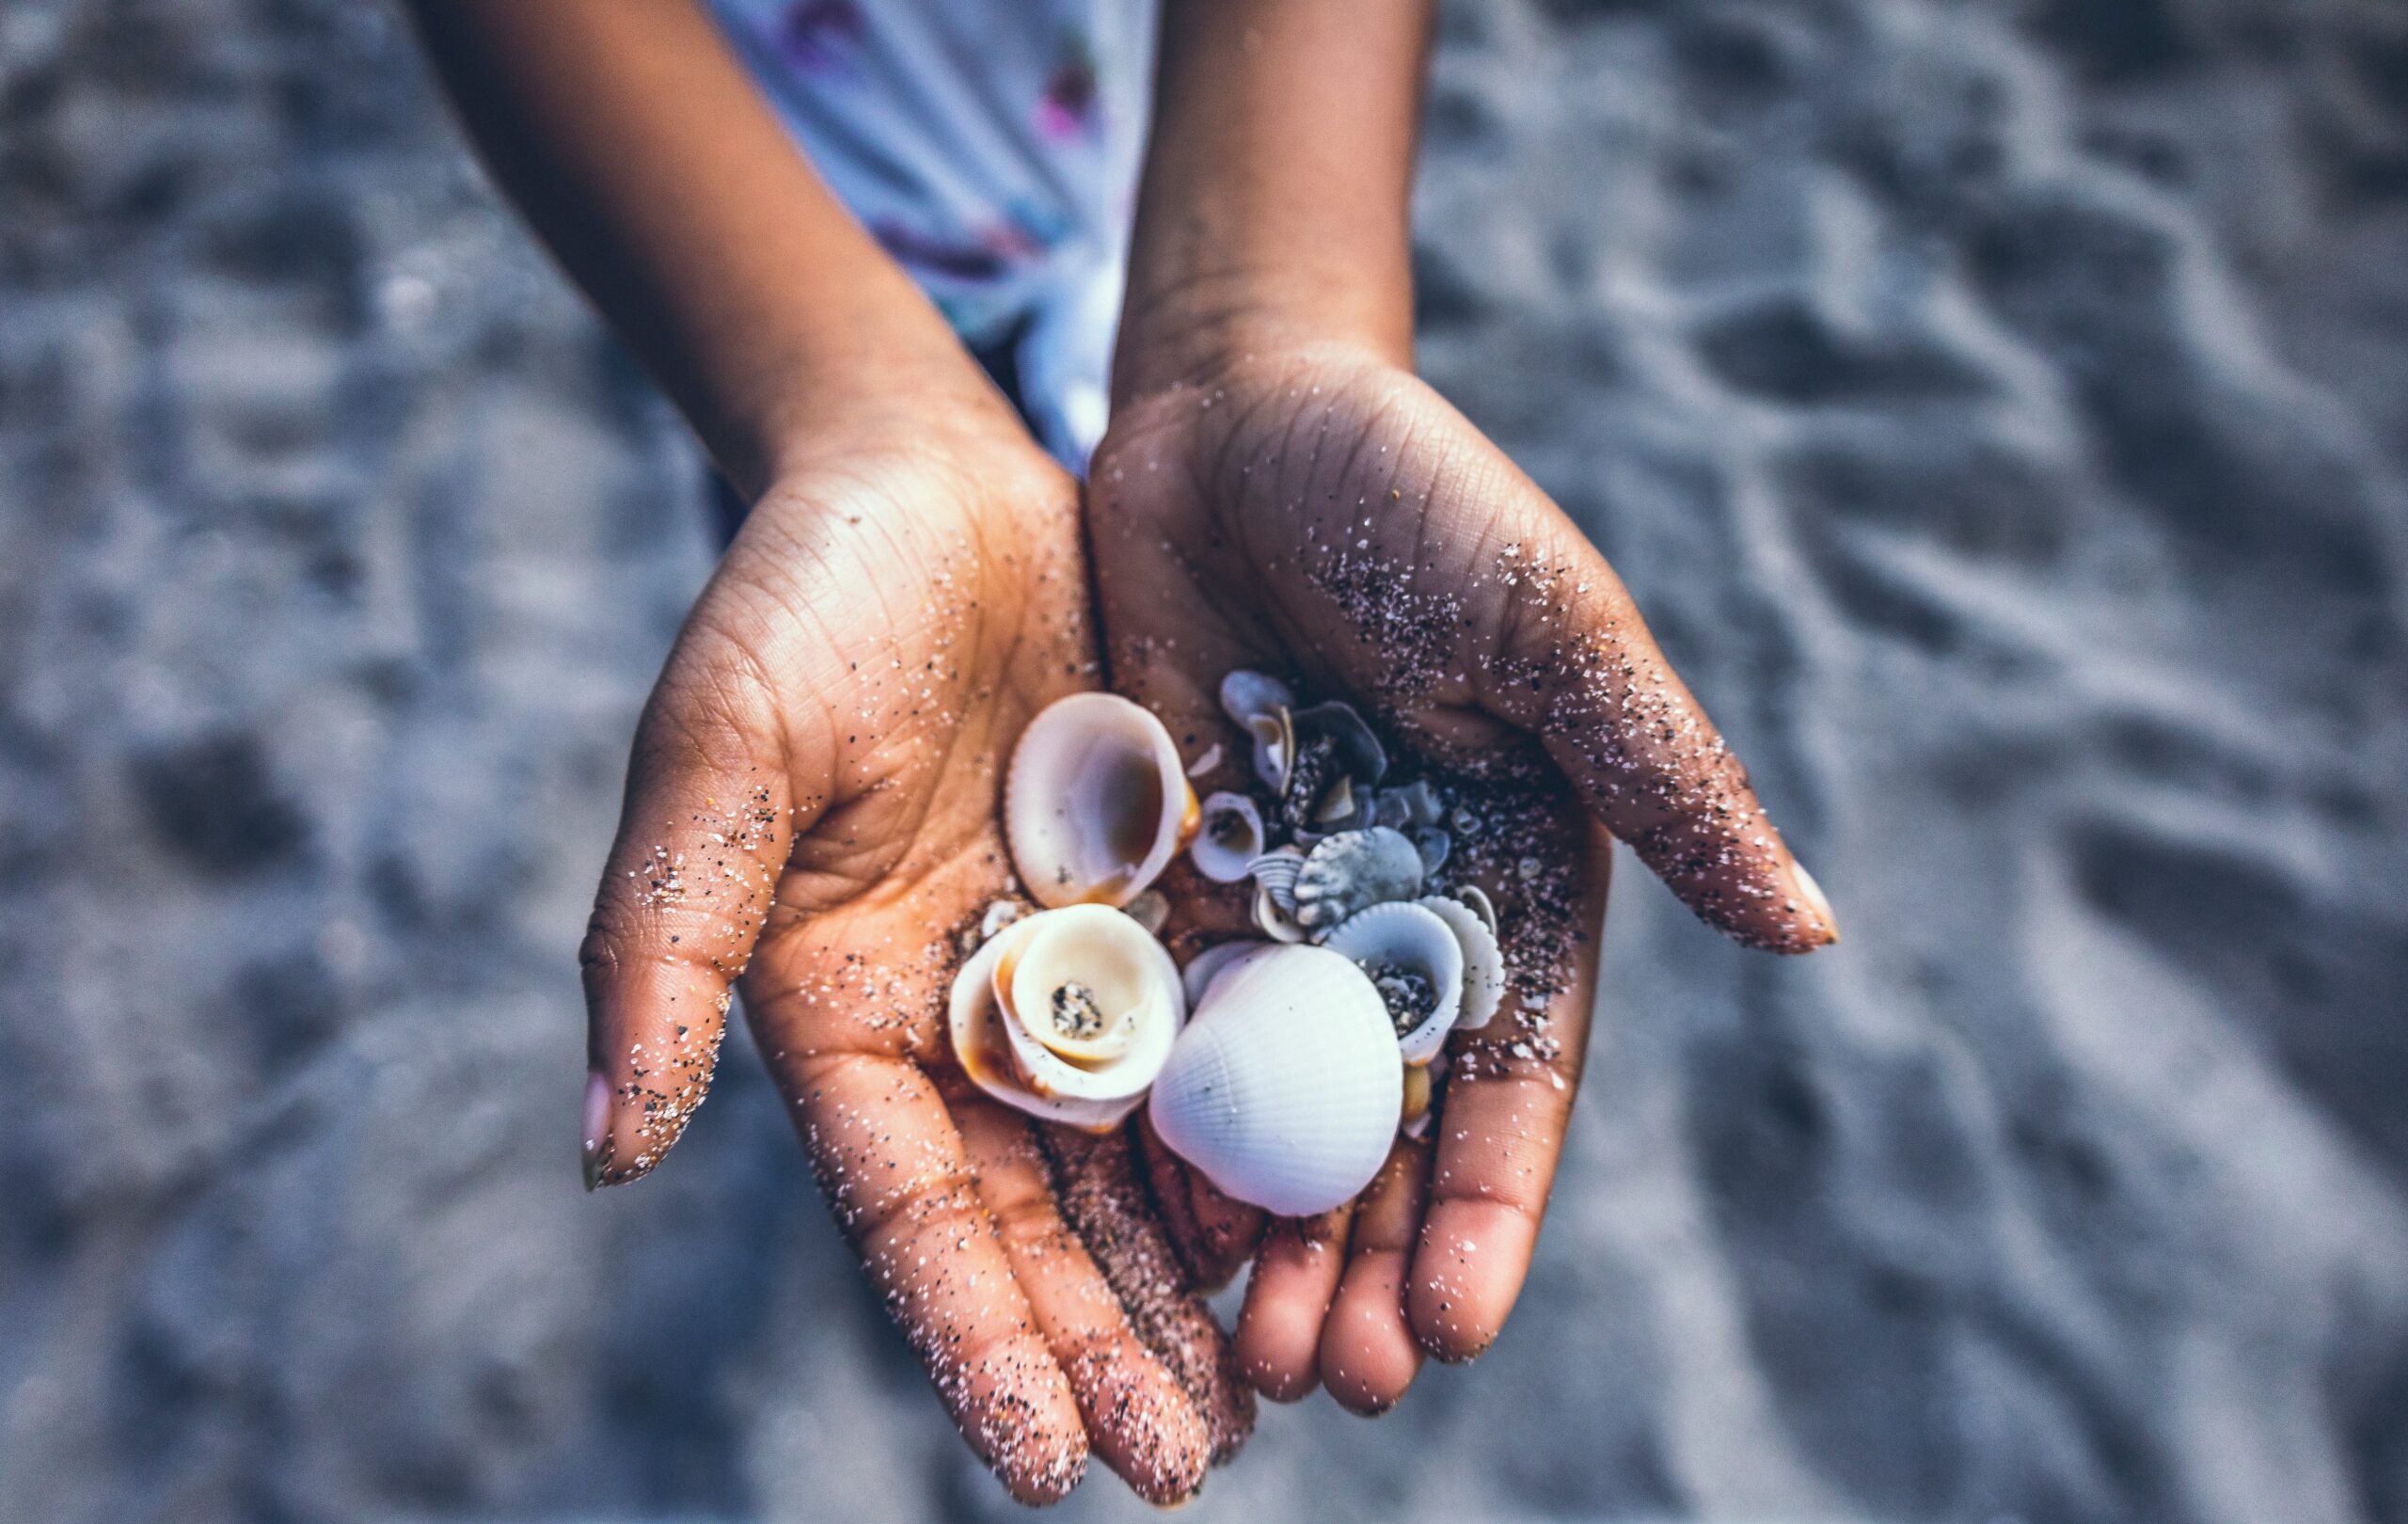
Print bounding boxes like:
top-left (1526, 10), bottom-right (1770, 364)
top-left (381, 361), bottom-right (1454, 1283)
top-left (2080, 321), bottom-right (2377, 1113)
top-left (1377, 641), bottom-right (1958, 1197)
top-left (577, 329), bottom-right (1837, 1504)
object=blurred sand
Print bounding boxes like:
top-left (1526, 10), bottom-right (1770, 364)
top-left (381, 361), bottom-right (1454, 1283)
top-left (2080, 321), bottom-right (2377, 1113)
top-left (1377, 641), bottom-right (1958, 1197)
top-left (4, 1), bottom-right (2407, 1520)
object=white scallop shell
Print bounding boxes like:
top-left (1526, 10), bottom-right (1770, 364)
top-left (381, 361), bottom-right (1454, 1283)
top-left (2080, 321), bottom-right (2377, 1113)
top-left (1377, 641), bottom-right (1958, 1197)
top-left (1006, 692), bottom-right (1195, 909)
top-left (1323, 900), bottom-right (1465, 1064)
top-left (948, 905), bottom-right (1184, 1130)
top-left (1418, 893), bottom-right (1506, 1033)
top-left (1179, 938), bottom-right (1275, 1007)
top-left (1148, 945), bottom-right (1402, 1216)
top-left (1189, 791), bottom-right (1266, 883)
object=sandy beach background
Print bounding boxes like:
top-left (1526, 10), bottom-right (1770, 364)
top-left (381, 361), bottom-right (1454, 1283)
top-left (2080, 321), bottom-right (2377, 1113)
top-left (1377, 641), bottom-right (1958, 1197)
top-left (5, 0), bottom-right (2407, 1520)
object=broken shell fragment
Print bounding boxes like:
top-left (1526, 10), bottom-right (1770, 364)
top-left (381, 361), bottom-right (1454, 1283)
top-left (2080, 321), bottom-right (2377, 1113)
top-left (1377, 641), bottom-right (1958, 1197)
top-left (1148, 945), bottom-right (1402, 1216)
top-left (1006, 692), bottom-right (1196, 909)
top-left (1190, 791), bottom-right (1267, 883)
top-left (948, 904), bottom-right (1184, 1130)
top-left (1292, 826), bottom-right (1426, 935)
top-left (1323, 900), bottom-right (1465, 1064)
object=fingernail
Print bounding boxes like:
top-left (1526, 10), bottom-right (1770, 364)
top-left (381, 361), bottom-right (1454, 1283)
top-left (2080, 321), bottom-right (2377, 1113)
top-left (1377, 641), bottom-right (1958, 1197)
top-left (1790, 860), bottom-right (1840, 945)
top-left (581, 1070), bottom-right (613, 1191)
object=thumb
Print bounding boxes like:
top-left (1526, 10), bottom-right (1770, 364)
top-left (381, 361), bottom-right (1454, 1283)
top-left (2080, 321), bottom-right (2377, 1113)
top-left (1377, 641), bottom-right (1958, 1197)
top-left (1482, 513), bottom-right (1838, 954)
top-left (579, 627), bottom-right (809, 1188)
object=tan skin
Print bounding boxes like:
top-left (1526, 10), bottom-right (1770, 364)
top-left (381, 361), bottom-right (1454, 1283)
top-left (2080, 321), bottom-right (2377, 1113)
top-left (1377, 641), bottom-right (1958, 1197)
top-left (407, 0), bottom-right (1834, 1501)
top-left (408, 1), bottom-right (1244, 1504)
top-left (1100, 0), bottom-right (1838, 1413)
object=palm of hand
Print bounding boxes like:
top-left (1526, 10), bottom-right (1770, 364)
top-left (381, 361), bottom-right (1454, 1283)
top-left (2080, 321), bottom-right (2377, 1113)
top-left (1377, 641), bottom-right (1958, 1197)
top-left (581, 427), bottom-right (1246, 1503)
top-left (1085, 345), bottom-right (1831, 1409)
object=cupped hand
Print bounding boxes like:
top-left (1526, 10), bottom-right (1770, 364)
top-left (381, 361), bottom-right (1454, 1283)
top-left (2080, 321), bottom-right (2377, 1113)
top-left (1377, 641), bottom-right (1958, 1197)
top-left (577, 400), bottom-right (1250, 1504)
top-left (1086, 339), bottom-right (1838, 1412)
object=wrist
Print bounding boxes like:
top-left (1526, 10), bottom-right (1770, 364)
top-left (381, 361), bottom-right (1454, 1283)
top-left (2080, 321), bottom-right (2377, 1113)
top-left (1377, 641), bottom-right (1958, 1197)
top-left (1112, 264), bottom-right (1407, 405)
top-left (1112, 0), bottom-right (1434, 405)
top-left (740, 338), bottom-right (1004, 490)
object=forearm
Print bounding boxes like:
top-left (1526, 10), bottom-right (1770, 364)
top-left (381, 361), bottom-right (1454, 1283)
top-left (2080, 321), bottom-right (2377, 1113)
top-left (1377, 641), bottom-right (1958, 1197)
top-left (406, 0), bottom-right (976, 496)
top-left (1116, 0), bottom-right (1435, 399)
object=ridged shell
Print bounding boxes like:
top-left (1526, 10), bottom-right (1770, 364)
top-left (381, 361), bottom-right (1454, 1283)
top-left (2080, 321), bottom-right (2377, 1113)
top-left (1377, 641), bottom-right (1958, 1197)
top-left (1006, 692), bottom-right (1196, 908)
top-left (1179, 938), bottom-right (1275, 1007)
top-left (1253, 883), bottom-right (1307, 943)
top-left (948, 905), bottom-right (1183, 1130)
top-left (1246, 846), bottom-right (1305, 912)
top-left (1148, 945), bottom-right (1402, 1216)
top-left (1418, 894), bottom-right (1507, 1033)
top-left (1323, 900), bottom-right (1465, 1064)
top-left (1190, 791), bottom-right (1266, 883)
top-left (1292, 826), bottom-right (1425, 934)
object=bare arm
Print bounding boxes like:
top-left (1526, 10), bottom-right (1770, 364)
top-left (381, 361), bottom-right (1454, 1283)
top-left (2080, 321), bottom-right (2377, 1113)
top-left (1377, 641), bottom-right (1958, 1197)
top-left (405, 0), bottom-right (978, 496)
top-left (1097, 0), bottom-right (1837, 1415)
top-left (1116, 0), bottom-right (1434, 398)
top-left (404, 5), bottom-right (1251, 1500)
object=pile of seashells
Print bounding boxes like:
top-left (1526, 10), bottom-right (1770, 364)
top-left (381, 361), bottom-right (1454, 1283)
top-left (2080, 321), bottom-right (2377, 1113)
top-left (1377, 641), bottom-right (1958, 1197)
top-left (950, 674), bottom-right (1509, 1218)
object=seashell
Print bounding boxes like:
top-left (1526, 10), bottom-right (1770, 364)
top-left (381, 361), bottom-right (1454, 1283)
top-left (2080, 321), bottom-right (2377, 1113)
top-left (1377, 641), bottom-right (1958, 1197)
top-left (1378, 779), bottom-right (1446, 831)
top-left (1190, 791), bottom-right (1267, 883)
top-left (1218, 669), bottom-right (1295, 728)
top-left (949, 904), bottom-right (1184, 1130)
top-left (1148, 945), bottom-right (1402, 1216)
top-left (1006, 692), bottom-right (1196, 909)
top-left (1455, 882), bottom-right (1499, 936)
top-left (1247, 707), bottom-right (1295, 792)
top-left (1416, 894), bottom-right (1507, 1035)
top-left (1123, 887), bottom-right (1170, 936)
top-left (1401, 1063), bottom-right (1434, 1131)
top-left (1290, 701), bottom-right (1387, 789)
top-left (1246, 846), bottom-right (1306, 912)
top-left (978, 898), bottom-right (1030, 943)
top-left (1253, 882), bottom-right (1307, 943)
top-left (1413, 827), bottom-right (1451, 874)
top-left (1292, 826), bottom-right (1425, 934)
top-left (1185, 741), bottom-right (1224, 778)
top-left (1220, 671), bottom-right (1297, 791)
top-left (1323, 900), bottom-right (1465, 1063)
top-left (1180, 938), bottom-right (1275, 1007)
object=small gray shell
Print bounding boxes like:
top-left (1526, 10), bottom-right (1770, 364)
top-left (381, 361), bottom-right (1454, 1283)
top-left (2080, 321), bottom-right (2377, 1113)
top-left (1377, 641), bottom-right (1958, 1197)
top-left (1412, 827), bottom-right (1451, 874)
top-left (1375, 779), bottom-right (1446, 831)
top-left (1290, 700), bottom-right (1387, 789)
top-left (1219, 669), bottom-right (1295, 728)
top-left (1292, 826), bottom-right (1426, 934)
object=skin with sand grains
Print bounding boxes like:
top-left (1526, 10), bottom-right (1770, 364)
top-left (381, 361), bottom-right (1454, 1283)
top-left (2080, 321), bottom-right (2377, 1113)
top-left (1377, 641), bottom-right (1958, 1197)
top-left (575, 412), bottom-right (1250, 1505)
top-left (1086, 340), bottom-right (1836, 1410)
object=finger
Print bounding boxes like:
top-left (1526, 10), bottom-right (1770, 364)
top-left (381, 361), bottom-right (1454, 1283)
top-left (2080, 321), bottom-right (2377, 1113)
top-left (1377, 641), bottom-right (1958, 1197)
top-left (1137, 1112), bottom-right (1266, 1290)
top-left (790, 1051), bottom-right (1088, 1504)
top-left (1040, 1126), bottom-right (1258, 1462)
top-left (1409, 825), bottom-right (1610, 1362)
top-left (1232, 1206), bottom-right (1353, 1403)
top-left (955, 1102), bottom-right (1212, 1504)
top-left (1478, 505), bottom-right (1837, 954)
top-left (1320, 1136), bottom-right (1433, 1415)
top-left (579, 624), bottom-right (821, 1188)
